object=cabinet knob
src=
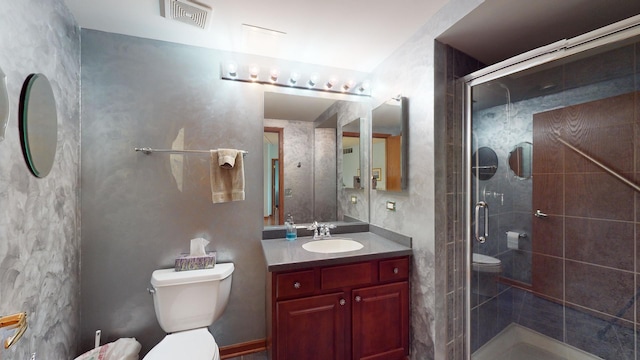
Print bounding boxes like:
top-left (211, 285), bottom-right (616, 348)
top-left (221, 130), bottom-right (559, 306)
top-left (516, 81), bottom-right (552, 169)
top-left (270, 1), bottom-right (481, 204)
top-left (339, 299), bottom-right (346, 306)
top-left (355, 295), bottom-right (362, 302)
top-left (293, 282), bottom-right (301, 289)
top-left (393, 267), bottom-right (399, 274)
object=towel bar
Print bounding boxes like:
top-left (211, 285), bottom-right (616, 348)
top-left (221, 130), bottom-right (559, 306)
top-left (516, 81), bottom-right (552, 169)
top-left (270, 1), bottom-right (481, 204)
top-left (0, 312), bottom-right (27, 349)
top-left (135, 147), bottom-right (248, 156)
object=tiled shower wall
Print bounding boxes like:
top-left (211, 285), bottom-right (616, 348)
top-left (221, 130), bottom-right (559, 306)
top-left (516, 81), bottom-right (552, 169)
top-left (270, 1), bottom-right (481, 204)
top-left (470, 41), bottom-right (640, 358)
top-left (436, 41), bottom-right (484, 360)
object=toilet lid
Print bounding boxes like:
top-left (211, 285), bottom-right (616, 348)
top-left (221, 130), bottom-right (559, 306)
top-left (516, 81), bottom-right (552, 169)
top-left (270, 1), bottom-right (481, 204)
top-left (472, 253), bottom-right (500, 265)
top-left (143, 328), bottom-right (219, 360)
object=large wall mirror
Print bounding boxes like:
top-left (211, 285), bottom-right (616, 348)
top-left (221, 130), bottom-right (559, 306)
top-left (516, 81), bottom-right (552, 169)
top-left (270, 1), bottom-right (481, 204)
top-left (19, 73), bottom-right (58, 178)
top-left (263, 91), bottom-right (370, 226)
top-left (0, 67), bottom-right (9, 141)
top-left (371, 96), bottom-right (408, 191)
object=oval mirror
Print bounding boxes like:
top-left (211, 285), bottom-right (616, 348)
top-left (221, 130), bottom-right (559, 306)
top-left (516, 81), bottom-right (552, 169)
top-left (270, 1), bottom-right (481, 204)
top-left (471, 146), bottom-right (498, 180)
top-left (508, 141), bottom-right (533, 179)
top-left (19, 73), bottom-right (58, 178)
top-left (0, 67), bottom-right (8, 141)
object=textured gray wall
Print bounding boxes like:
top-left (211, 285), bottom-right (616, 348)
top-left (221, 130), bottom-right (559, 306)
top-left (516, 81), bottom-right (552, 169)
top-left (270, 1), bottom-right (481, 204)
top-left (314, 127), bottom-right (337, 222)
top-left (0, 0), bottom-right (80, 359)
top-left (369, 0), bottom-right (483, 358)
top-left (80, 30), bottom-right (266, 355)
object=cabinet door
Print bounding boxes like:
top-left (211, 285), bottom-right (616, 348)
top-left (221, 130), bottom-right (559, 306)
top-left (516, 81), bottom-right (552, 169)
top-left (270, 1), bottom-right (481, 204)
top-left (352, 282), bottom-right (409, 360)
top-left (276, 292), bottom-right (348, 360)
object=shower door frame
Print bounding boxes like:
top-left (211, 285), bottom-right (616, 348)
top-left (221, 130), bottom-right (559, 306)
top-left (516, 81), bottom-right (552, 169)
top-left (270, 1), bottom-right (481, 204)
top-left (461, 14), bottom-right (640, 360)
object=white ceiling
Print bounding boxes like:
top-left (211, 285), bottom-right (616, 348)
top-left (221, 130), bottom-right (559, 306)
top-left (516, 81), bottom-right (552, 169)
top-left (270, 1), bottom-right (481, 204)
top-left (64, 0), bottom-right (640, 121)
top-left (63, 0), bottom-right (449, 73)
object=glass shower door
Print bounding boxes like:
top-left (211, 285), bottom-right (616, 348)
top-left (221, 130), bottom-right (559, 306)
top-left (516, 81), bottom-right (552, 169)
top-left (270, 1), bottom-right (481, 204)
top-left (467, 30), bottom-right (640, 360)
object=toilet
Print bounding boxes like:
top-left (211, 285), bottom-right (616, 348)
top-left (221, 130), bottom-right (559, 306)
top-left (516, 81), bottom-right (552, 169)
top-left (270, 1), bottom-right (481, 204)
top-left (143, 262), bottom-right (234, 360)
top-left (472, 253), bottom-right (502, 273)
top-left (472, 253), bottom-right (501, 297)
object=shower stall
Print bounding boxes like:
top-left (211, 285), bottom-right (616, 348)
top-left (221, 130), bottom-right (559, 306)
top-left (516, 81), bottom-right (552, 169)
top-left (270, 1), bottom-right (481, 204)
top-left (464, 15), bottom-right (640, 359)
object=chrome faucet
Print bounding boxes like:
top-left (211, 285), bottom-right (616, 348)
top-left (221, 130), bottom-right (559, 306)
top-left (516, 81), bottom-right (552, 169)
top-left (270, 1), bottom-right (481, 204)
top-left (307, 222), bottom-right (336, 239)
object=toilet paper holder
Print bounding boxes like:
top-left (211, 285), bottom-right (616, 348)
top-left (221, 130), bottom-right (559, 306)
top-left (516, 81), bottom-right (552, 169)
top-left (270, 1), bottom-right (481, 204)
top-left (505, 232), bottom-right (527, 238)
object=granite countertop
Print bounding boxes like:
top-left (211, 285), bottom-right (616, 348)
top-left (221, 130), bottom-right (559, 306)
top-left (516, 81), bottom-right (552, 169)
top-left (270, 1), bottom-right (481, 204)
top-left (261, 232), bottom-right (412, 272)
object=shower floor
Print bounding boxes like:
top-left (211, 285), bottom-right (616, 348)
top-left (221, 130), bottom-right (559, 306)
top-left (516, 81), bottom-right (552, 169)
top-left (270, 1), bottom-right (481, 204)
top-left (473, 324), bottom-right (602, 360)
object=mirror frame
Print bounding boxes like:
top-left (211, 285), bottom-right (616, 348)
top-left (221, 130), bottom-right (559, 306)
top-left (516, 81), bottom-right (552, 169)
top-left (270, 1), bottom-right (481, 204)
top-left (371, 96), bottom-right (408, 191)
top-left (0, 67), bottom-right (8, 141)
top-left (19, 73), bottom-right (58, 178)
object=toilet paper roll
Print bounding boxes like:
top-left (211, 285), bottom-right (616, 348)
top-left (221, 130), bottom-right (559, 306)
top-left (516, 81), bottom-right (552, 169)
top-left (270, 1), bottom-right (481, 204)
top-left (506, 231), bottom-right (519, 250)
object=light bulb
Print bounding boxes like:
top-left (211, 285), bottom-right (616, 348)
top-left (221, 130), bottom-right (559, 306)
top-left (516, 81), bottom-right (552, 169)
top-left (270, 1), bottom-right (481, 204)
top-left (249, 65), bottom-right (260, 81)
top-left (289, 72), bottom-right (300, 86)
top-left (227, 63), bottom-right (237, 78)
top-left (270, 69), bottom-right (279, 83)
top-left (308, 74), bottom-right (318, 88)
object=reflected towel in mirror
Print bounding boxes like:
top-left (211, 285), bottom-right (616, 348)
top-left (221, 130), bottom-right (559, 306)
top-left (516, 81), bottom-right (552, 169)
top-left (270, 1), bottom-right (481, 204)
top-left (210, 150), bottom-right (245, 203)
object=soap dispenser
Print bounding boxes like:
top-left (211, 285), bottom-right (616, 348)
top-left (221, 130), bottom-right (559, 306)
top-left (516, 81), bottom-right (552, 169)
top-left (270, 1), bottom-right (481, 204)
top-left (285, 213), bottom-right (297, 241)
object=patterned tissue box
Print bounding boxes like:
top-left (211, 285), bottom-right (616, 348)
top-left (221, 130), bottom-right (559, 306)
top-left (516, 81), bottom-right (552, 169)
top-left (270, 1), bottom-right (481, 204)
top-left (174, 252), bottom-right (217, 271)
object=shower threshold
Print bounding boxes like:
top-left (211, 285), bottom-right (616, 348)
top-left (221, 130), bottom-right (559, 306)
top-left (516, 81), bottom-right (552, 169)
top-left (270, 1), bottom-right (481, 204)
top-left (472, 323), bottom-right (602, 360)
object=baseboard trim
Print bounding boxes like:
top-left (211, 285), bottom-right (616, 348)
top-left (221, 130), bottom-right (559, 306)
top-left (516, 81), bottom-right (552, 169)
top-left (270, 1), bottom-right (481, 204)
top-left (219, 339), bottom-right (267, 359)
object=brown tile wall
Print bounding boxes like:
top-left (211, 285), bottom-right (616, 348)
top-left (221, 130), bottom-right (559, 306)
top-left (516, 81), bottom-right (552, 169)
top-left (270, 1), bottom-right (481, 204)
top-left (531, 92), bottom-right (639, 324)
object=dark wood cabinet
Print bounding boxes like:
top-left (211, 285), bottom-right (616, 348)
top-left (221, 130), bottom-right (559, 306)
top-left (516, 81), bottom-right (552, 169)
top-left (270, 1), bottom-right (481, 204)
top-left (267, 256), bottom-right (410, 360)
top-left (352, 282), bottom-right (409, 360)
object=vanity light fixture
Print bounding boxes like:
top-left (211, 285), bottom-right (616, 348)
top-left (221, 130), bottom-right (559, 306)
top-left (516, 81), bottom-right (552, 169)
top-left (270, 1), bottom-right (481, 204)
top-left (219, 62), bottom-right (371, 96)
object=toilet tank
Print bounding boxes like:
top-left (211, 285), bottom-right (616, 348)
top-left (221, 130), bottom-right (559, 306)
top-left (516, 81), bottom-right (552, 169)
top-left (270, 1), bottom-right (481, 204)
top-left (150, 262), bottom-right (234, 333)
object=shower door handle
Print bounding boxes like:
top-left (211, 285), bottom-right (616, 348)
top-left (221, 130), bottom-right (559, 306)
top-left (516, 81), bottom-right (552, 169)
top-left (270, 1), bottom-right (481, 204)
top-left (475, 201), bottom-right (489, 243)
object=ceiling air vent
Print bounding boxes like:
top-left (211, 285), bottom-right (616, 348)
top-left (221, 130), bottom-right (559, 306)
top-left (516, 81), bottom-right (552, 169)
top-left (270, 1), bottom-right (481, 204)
top-left (161, 0), bottom-right (212, 30)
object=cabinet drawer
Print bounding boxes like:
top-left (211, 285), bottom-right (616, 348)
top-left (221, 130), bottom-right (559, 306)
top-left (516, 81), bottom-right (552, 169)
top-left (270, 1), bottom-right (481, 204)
top-left (379, 257), bottom-right (409, 282)
top-left (321, 262), bottom-right (373, 290)
top-left (276, 270), bottom-right (315, 298)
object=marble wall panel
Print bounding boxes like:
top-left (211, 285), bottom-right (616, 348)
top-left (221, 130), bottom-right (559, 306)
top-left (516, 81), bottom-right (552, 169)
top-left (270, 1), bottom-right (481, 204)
top-left (0, 0), bottom-right (80, 359)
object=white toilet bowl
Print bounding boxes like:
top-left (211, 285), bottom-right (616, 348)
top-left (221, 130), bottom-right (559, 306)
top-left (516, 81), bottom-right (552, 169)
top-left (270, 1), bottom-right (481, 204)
top-left (472, 253), bottom-right (501, 297)
top-left (472, 253), bottom-right (502, 273)
top-left (143, 328), bottom-right (219, 360)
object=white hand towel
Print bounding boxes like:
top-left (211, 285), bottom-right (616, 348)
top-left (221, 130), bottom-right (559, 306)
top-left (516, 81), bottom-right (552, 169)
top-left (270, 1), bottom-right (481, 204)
top-left (210, 150), bottom-right (245, 203)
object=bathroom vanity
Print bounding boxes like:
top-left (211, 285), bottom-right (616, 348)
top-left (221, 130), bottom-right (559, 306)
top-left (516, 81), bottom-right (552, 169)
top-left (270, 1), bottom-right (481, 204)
top-left (261, 232), bottom-right (412, 360)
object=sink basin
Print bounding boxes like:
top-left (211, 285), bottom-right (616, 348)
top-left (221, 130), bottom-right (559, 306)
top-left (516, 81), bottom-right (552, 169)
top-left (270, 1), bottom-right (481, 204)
top-left (302, 239), bottom-right (364, 253)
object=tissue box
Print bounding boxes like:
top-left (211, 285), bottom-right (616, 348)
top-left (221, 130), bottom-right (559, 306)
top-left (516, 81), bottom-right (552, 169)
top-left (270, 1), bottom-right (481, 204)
top-left (174, 252), bottom-right (217, 272)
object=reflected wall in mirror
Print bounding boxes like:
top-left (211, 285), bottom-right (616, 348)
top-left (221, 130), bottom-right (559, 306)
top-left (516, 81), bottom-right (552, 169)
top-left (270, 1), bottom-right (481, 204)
top-left (471, 146), bottom-right (498, 180)
top-left (0, 67), bottom-right (8, 141)
top-left (263, 91), bottom-right (370, 226)
top-left (371, 96), bottom-right (408, 191)
top-left (342, 118), bottom-right (361, 190)
top-left (508, 141), bottom-right (532, 179)
top-left (19, 73), bottom-right (58, 178)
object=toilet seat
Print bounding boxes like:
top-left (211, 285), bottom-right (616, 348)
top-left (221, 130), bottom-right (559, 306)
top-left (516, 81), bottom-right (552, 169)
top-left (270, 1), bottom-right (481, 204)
top-left (143, 328), bottom-right (219, 360)
top-left (472, 253), bottom-right (502, 273)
